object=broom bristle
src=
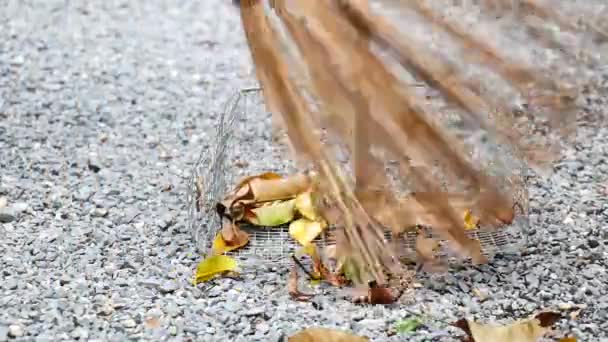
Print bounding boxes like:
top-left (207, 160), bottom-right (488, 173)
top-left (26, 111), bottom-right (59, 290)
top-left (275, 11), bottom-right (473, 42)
top-left (239, 0), bottom-right (599, 286)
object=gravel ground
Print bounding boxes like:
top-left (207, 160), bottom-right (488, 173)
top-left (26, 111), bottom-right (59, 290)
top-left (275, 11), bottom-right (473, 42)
top-left (1, 1), bottom-right (607, 341)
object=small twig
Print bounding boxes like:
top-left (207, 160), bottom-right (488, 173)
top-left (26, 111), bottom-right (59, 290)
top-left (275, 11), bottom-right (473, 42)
top-left (291, 255), bottom-right (318, 280)
top-left (240, 87), bottom-right (262, 94)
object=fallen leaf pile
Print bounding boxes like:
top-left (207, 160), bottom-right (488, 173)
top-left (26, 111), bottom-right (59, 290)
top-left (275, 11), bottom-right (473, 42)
top-left (194, 172), bottom-right (329, 285)
top-left (194, 169), bottom-right (496, 299)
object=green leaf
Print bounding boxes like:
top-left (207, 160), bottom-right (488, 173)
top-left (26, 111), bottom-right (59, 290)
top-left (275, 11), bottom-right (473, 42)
top-left (395, 317), bottom-right (423, 334)
top-left (249, 199), bottom-right (296, 226)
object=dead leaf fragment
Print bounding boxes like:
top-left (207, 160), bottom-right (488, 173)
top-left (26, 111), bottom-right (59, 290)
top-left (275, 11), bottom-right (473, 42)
top-left (453, 311), bottom-right (562, 342)
top-left (193, 255), bottom-right (238, 284)
top-left (288, 327), bottom-right (369, 342)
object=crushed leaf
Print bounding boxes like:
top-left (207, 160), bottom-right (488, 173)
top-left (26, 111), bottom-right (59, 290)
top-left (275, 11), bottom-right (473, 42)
top-left (193, 255), bottom-right (238, 284)
top-left (453, 311), bottom-right (562, 342)
top-left (395, 317), bottom-right (423, 334)
top-left (559, 337), bottom-right (577, 342)
top-left (288, 327), bottom-right (369, 342)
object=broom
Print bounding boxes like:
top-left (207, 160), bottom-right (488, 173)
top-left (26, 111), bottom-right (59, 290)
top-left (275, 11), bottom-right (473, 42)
top-left (235, 0), bottom-right (602, 286)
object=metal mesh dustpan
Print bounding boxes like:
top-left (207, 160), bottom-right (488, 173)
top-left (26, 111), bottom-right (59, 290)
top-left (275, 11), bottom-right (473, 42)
top-left (187, 89), bottom-right (531, 267)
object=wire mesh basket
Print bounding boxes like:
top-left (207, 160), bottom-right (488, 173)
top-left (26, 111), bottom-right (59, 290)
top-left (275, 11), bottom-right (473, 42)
top-left (187, 89), bottom-right (530, 267)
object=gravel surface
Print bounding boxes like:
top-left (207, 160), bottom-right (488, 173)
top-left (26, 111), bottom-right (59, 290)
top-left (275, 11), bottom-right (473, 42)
top-left (1, 1), bottom-right (607, 341)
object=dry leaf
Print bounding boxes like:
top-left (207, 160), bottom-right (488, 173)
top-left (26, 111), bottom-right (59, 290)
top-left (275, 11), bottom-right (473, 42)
top-left (247, 173), bottom-right (311, 202)
top-left (559, 337), bottom-right (577, 342)
top-left (193, 255), bottom-right (238, 284)
top-left (248, 199), bottom-right (296, 226)
top-left (453, 311), bottom-right (562, 342)
top-left (212, 231), bottom-right (249, 255)
top-left (219, 219), bottom-right (250, 248)
top-left (288, 327), bottom-right (369, 342)
top-left (289, 218), bottom-right (325, 246)
top-left (288, 266), bottom-right (314, 302)
top-left (368, 286), bottom-right (398, 304)
top-left (350, 282), bottom-right (400, 305)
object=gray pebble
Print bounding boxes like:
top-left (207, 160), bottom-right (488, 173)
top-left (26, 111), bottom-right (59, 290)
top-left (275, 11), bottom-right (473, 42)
top-left (92, 208), bottom-right (109, 218)
top-left (123, 319), bottom-right (137, 329)
top-left (159, 280), bottom-right (179, 294)
top-left (4, 279), bottom-right (17, 290)
top-left (0, 209), bottom-right (15, 223)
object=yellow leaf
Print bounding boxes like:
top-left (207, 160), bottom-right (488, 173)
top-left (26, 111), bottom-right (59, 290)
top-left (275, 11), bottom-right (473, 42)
top-left (193, 255), bottom-right (238, 284)
top-left (295, 191), bottom-right (319, 220)
top-left (288, 327), bottom-right (369, 342)
top-left (464, 209), bottom-right (480, 230)
top-left (559, 338), bottom-right (577, 342)
top-left (289, 218), bottom-right (324, 246)
top-left (212, 232), bottom-right (249, 255)
top-left (248, 199), bottom-right (296, 226)
top-left (454, 312), bottom-right (562, 342)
